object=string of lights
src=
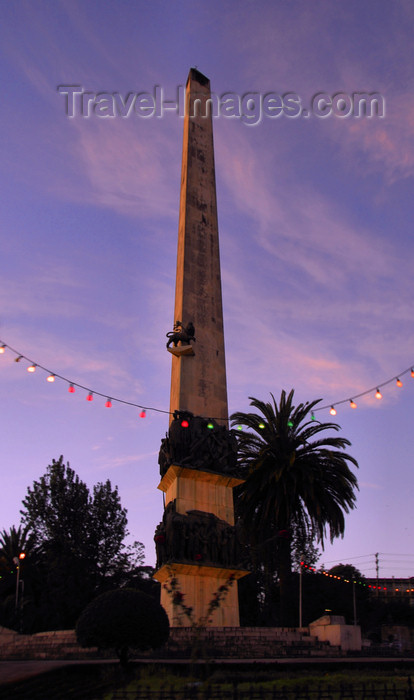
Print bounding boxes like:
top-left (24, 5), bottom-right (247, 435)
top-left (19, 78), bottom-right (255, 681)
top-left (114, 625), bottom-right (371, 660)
top-left (313, 365), bottom-right (414, 418)
top-left (0, 340), bottom-right (169, 419)
top-left (1, 339), bottom-right (414, 421)
top-left (300, 563), bottom-right (414, 591)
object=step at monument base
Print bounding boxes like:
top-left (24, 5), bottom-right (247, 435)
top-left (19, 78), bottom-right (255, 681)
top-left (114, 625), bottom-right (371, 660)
top-left (161, 627), bottom-right (341, 659)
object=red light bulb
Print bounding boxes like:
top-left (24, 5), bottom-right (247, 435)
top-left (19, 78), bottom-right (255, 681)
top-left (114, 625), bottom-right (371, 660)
top-left (68, 384), bottom-right (75, 393)
top-left (181, 419), bottom-right (189, 428)
top-left (139, 409), bottom-right (146, 418)
top-left (86, 392), bottom-right (93, 401)
top-left (105, 398), bottom-right (112, 408)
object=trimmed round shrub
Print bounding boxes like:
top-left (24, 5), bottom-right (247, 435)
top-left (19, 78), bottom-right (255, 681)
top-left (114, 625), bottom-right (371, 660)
top-left (76, 588), bottom-right (169, 658)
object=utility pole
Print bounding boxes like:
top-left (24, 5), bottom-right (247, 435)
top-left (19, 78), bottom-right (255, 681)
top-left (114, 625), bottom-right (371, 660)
top-left (353, 581), bottom-right (357, 625)
top-left (375, 552), bottom-right (379, 597)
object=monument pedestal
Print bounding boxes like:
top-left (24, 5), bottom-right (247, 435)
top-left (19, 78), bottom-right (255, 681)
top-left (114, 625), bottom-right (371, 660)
top-left (155, 464), bottom-right (248, 627)
top-left (158, 464), bottom-right (244, 524)
top-left (154, 562), bottom-right (246, 627)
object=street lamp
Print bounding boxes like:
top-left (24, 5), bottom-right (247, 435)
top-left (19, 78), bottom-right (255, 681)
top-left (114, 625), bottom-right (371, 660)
top-left (13, 552), bottom-right (26, 611)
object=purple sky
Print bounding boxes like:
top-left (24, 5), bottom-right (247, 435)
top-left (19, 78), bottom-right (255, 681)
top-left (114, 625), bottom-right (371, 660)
top-left (1, 1), bottom-right (413, 579)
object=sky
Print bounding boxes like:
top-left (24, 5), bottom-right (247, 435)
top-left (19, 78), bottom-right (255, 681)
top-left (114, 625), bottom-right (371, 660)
top-left (1, 0), bottom-right (413, 580)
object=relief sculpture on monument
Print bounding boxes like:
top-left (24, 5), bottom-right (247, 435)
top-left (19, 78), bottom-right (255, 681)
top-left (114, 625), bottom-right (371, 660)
top-left (154, 500), bottom-right (242, 570)
top-left (158, 410), bottom-right (243, 478)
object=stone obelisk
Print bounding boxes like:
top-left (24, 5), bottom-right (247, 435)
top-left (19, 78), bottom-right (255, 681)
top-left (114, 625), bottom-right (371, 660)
top-left (169, 68), bottom-right (228, 424)
top-left (154, 69), bottom-right (247, 627)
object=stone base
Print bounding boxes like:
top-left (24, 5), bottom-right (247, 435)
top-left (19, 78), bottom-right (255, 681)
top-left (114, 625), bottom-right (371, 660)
top-left (154, 562), bottom-right (248, 628)
top-left (309, 615), bottom-right (362, 651)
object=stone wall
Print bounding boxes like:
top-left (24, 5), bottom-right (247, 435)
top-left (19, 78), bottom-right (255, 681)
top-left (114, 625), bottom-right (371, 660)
top-left (309, 615), bottom-right (362, 652)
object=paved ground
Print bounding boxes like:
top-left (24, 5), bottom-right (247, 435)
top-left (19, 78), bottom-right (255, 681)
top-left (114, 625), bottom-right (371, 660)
top-left (1, 656), bottom-right (413, 686)
top-left (0, 659), bottom-right (116, 685)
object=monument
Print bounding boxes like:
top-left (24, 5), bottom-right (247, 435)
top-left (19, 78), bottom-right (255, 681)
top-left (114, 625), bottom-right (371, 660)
top-left (153, 69), bottom-right (247, 627)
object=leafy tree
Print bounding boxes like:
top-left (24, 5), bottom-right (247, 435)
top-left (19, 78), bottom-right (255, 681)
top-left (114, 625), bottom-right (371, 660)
top-left (291, 519), bottom-right (321, 573)
top-left (20, 457), bottom-right (127, 581)
top-left (328, 563), bottom-right (363, 581)
top-left (88, 479), bottom-right (128, 579)
top-left (17, 456), bottom-right (129, 629)
top-left (76, 588), bottom-right (169, 666)
top-left (231, 390), bottom-right (358, 625)
top-left (21, 458), bottom-right (90, 555)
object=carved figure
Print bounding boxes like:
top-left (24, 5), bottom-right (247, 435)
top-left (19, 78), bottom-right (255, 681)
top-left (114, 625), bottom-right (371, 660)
top-left (155, 500), bottom-right (242, 569)
top-left (158, 410), bottom-right (243, 479)
top-left (166, 320), bottom-right (196, 348)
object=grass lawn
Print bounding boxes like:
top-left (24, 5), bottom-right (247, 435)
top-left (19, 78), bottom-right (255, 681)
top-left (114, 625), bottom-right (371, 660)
top-left (1, 662), bottom-right (413, 699)
top-left (102, 663), bottom-right (414, 698)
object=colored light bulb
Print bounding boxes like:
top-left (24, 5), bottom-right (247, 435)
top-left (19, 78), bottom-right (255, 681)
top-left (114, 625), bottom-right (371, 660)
top-left (396, 377), bottom-right (403, 387)
top-left (68, 384), bottom-right (75, 393)
top-left (27, 363), bottom-right (36, 373)
top-left (330, 406), bottom-right (337, 416)
top-left (181, 419), bottom-right (189, 428)
top-left (375, 388), bottom-right (382, 399)
top-left (350, 400), bottom-right (357, 409)
top-left (207, 422), bottom-right (214, 429)
top-left (86, 392), bottom-right (93, 401)
top-left (47, 374), bottom-right (55, 383)
top-left (0, 345), bottom-right (5, 354)
top-left (105, 398), bottom-right (112, 408)
top-left (258, 422), bottom-right (265, 429)
top-left (139, 409), bottom-right (146, 418)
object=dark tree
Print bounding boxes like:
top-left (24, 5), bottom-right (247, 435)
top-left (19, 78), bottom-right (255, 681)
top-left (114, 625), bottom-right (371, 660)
top-left (291, 519), bottom-right (320, 572)
top-left (17, 456), bottom-right (129, 629)
top-left (20, 457), bottom-right (127, 580)
top-left (21, 457), bottom-right (90, 554)
top-left (76, 588), bottom-right (169, 666)
top-left (231, 390), bottom-right (358, 625)
top-left (328, 563), bottom-right (363, 581)
top-left (88, 479), bottom-right (128, 578)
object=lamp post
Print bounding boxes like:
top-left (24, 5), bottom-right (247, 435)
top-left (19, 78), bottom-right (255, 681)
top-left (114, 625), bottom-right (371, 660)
top-left (13, 552), bottom-right (25, 625)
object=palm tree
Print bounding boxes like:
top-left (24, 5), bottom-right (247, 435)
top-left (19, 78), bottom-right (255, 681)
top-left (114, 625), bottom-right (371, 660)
top-left (231, 389), bottom-right (359, 625)
top-left (0, 525), bottom-right (35, 573)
